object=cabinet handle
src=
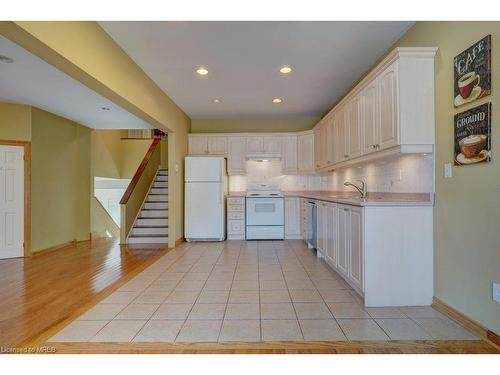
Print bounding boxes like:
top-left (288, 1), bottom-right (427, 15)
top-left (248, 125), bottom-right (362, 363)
top-left (372, 145), bottom-right (377, 148)
top-left (344, 154), bottom-right (349, 158)
top-left (344, 208), bottom-right (349, 211)
top-left (376, 144), bottom-right (380, 148)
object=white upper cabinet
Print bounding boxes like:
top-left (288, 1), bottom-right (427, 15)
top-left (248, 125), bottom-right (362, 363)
top-left (188, 135), bottom-right (208, 155)
top-left (347, 94), bottom-right (362, 159)
top-left (335, 107), bottom-right (348, 163)
top-left (313, 47), bottom-right (437, 170)
top-left (361, 78), bottom-right (379, 155)
top-left (263, 136), bottom-right (282, 154)
top-left (297, 132), bottom-right (315, 174)
top-left (246, 137), bottom-right (264, 154)
top-left (207, 136), bottom-right (227, 155)
top-left (281, 135), bottom-right (298, 174)
top-left (326, 115), bottom-right (336, 165)
top-left (377, 61), bottom-right (399, 151)
top-left (227, 137), bottom-right (246, 175)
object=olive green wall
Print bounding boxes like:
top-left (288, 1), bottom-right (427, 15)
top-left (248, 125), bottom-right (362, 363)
top-left (31, 107), bottom-right (91, 252)
top-left (0, 21), bottom-right (191, 247)
top-left (91, 129), bottom-right (124, 179)
top-left (190, 117), bottom-right (320, 133)
top-left (120, 139), bottom-right (153, 178)
top-left (393, 22), bottom-right (500, 333)
top-left (0, 103), bottom-right (32, 141)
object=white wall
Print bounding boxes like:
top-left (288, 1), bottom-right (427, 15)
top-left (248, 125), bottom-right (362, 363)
top-left (229, 154), bottom-right (433, 193)
top-left (327, 154), bottom-right (434, 193)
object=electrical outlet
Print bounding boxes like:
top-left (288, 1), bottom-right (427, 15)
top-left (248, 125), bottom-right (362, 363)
top-left (444, 163), bottom-right (453, 178)
top-left (493, 283), bottom-right (500, 303)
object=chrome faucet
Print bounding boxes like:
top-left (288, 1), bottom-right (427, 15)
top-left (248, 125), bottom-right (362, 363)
top-left (344, 180), bottom-right (367, 199)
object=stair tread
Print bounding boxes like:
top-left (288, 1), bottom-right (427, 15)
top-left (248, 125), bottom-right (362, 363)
top-left (141, 208), bottom-right (169, 211)
top-left (139, 217), bottom-right (168, 219)
top-left (134, 225), bottom-right (169, 229)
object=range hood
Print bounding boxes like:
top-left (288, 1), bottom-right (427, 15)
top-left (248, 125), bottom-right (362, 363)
top-left (246, 154), bottom-right (282, 162)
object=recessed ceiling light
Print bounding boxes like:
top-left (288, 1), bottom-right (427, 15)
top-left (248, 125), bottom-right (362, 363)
top-left (272, 98), bottom-right (283, 104)
top-left (279, 65), bottom-right (292, 74)
top-left (211, 98), bottom-right (222, 104)
top-left (196, 67), bottom-right (209, 76)
top-left (101, 107), bottom-right (110, 111)
top-left (0, 54), bottom-right (14, 63)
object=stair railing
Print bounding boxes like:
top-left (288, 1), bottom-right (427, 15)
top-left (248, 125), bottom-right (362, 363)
top-left (119, 138), bottom-right (161, 244)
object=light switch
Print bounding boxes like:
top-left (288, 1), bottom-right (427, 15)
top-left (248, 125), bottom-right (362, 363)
top-left (444, 163), bottom-right (452, 178)
top-left (493, 283), bottom-right (500, 303)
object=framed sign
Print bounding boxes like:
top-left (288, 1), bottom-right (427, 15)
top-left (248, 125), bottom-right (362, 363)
top-left (454, 35), bottom-right (491, 108)
top-left (454, 103), bottom-right (491, 165)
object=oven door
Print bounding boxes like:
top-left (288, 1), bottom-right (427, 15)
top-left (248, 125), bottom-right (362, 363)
top-left (246, 197), bottom-right (284, 226)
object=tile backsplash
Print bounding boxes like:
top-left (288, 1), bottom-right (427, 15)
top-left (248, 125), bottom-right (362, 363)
top-left (229, 154), bottom-right (434, 193)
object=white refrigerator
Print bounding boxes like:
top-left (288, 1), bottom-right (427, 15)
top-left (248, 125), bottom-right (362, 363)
top-left (184, 156), bottom-right (227, 241)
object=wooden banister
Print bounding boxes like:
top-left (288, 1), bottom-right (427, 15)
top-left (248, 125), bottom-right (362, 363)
top-left (120, 138), bottom-right (160, 205)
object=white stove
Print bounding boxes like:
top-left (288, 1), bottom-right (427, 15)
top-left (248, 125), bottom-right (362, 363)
top-left (245, 189), bottom-right (284, 240)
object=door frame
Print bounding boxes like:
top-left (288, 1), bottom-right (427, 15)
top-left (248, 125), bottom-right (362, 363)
top-left (0, 140), bottom-right (31, 257)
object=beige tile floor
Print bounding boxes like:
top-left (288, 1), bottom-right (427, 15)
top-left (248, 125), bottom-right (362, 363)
top-left (49, 240), bottom-right (477, 343)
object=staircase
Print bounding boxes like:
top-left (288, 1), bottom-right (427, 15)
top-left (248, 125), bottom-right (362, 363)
top-left (128, 169), bottom-right (169, 244)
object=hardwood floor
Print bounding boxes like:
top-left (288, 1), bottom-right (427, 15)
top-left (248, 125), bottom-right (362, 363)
top-left (0, 238), bottom-right (168, 348)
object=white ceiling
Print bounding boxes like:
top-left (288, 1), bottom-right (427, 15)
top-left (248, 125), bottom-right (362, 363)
top-left (0, 35), bottom-right (152, 129)
top-left (100, 21), bottom-right (414, 119)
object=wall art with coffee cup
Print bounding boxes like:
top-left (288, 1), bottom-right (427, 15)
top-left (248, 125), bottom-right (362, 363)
top-left (454, 35), bottom-right (491, 108)
top-left (454, 103), bottom-right (491, 165)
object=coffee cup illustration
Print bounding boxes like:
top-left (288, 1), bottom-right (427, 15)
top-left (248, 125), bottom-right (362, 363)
top-left (459, 134), bottom-right (487, 158)
top-left (458, 72), bottom-right (480, 99)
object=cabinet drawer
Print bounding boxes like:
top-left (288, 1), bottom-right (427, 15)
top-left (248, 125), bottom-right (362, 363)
top-left (228, 212), bottom-right (244, 220)
top-left (228, 203), bottom-right (244, 212)
top-left (227, 197), bottom-right (245, 205)
top-left (228, 220), bottom-right (245, 233)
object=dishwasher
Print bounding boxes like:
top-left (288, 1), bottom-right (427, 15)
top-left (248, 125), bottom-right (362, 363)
top-left (305, 200), bottom-right (317, 249)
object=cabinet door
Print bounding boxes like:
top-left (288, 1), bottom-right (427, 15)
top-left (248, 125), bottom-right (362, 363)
top-left (298, 133), bottom-right (314, 173)
top-left (227, 137), bottom-right (246, 175)
top-left (189, 136), bottom-right (208, 155)
top-left (263, 136), bottom-right (282, 154)
top-left (314, 127), bottom-right (321, 169)
top-left (335, 108), bottom-right (348, 162)
top-left (325, 203), bottom-right (336, 263)
top-left (316, 202), bottom-right (326, 255)
top-left (207, 136), bottom-right (227, 155)
top-left (361, 80), bottom-right (378, 155)
top-left (348, 207), bottom-right (363, 291)
top-left (326, 116), bottom-right (336, 165)
top-left (347, 95), bottom-right (362, 159)
top-left (246, 137), bottom-right (263, 154)
top-left (285, 197), bottom-right (301, 237)
top-left (378, 61), bottom-right (399, 150)
top-left (336, 205), bottom-right (349, 276)
top-left (282, 135), bottom-right (298, 174)
top-left (319, 125), bottom-right (328, 167)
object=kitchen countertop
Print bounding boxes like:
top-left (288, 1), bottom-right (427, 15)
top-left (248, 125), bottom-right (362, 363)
top-left (228, 191), bottom-right (434, 206)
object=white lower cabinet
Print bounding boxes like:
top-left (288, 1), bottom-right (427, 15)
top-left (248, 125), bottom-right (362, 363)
top-left (227, 197), bottom-right (245, 240)
top-left (284, 197), bottom-right (301, 239)
top-left (309, 199), bottom-right (433, 306)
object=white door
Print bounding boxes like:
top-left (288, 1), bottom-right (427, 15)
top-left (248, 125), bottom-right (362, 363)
top-left (282, 135), bottom-right (297, 174)
top-left (348, 95), bottom-right (362, 159)
top-left (326, 203), bottom-right (336, 263)
top-left (207, 136), bottom-right (227, 155)
top-left (185, 157), bottom-right (224, 182)
top-left (246, 137), bottom-right (263, 154)
top-left (378, 61), bottom-right (399, 150)
top-left (298, 133), bottom-right (314, 173)
top-left (284, 197), bottom-right (300, 237)
top-left (227, 137), bottom-right (246, 175)
top-left (188, 136), bottom-right (208, 155)
top-left (263, 137), bottom-right (282, 154)
top-left (336, 205), bottom-right (349, 276)
top-left (0, 145), bottom-right (24, 259)
top-left (348, 207), bottom-right (363, 291)
top-left (361, 79), bottom-right (378, 154)
top-left (185, 182), bottom-right (224, 240)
